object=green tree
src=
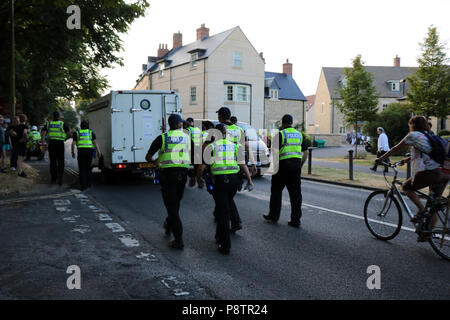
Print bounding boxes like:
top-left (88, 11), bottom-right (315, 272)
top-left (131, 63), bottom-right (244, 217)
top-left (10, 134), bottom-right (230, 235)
top-left (335, 55), bottom-right (379, 156)
top-left (0, 0), bottom-right (149, 124)
top-left (407, 26), bottom-right (450, 121)
top-left (363, 103), bottom-right (413, 154)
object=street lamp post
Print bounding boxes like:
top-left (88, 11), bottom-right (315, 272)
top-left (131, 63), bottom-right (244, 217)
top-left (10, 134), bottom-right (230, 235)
top-left (10, 0), bottom-right (16, 120)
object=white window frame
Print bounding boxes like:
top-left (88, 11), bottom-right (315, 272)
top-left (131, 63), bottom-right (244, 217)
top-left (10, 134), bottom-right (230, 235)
top-left (382, 103), bottom-right (388, 110)
top-left (226, 85), bottom-right (233, 102)
top-left (224, 84), bottom-right (249, 103)
top-left (233, 52), bottom-right (242, 68)
top-left (190, 53), bottom-right (198, 69)
top-left (270, 89), bottom-right (279, 100)
top-left (159, 63), bottom-right (164, 78)
top-left (391, 81), bottom-right (400, 92)
top-left (190, 86), bottom-right (197, 104)
top-left (236, 85), bottom-right (248, 102)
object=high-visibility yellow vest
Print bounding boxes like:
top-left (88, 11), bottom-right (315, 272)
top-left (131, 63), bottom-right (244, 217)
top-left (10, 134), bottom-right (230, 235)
top-left (202, 131), bottom-right (208, 143)
top-left (158, 130), bottom-right (191, 169)
top-left (29, 131), bottom-right (41, 142)
top-left (76, 129), bottom-right (94, 148)
top-left (47, 121), bottom-right (65, 141)
top-left (279, 128), bottom-right (302, 161)
top-left (187, 126), bottom-right (201, 147)
top-left (210, 139), bottom-right (240, 175)
top-left (224, 124), bottom-right (242, 145)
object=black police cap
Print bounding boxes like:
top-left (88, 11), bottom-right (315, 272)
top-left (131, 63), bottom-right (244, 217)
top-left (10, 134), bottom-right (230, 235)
top-left (168, 114), bottom-right (185, 126)
top-left (216, 107), bottom-right (231, 118)
top-left (282, 114), bottom-right (293, 125)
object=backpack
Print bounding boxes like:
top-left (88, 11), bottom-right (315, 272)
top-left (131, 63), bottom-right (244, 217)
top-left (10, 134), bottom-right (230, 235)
top-left (418, 131), bottom-right (447, 165)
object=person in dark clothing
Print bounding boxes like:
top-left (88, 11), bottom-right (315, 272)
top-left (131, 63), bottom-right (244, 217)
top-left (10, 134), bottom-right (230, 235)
top-left (8, 117), bottom-right (20, 171)
top-left (71, 120), bottom-right (101, 191)
top-left (41, 111), bottom-right (70, 185)
top-left (263, 114), bottom-right (309, 228)
top-left (9, 115), bottom-right (29, 177)
top-left (145, 114), bottom-right (190, 250)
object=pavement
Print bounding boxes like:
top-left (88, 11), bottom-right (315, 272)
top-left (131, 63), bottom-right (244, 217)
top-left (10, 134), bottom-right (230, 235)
top-left (1, 142), bottom-right (449, 300)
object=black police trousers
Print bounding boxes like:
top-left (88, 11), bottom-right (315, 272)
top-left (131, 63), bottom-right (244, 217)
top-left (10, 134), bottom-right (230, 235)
top-left (269, 159), bottom-right (303, 224)
top-left (48, 141), bottom-right (65, 183)
top-left (213, 174), bottom-right (240, 250)
top-left (159, 167), bottom-right (188, 242)
top-left (77, 148), bottom-right (93, 190)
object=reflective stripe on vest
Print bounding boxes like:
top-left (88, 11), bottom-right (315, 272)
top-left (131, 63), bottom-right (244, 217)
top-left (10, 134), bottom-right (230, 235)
top-left (31, 131), bottom-right (41, 141)
top-left (187, 126), bottom-right (201, 147)
top-left (211, 139), bottom-right (239, 175)
top-left (48, 121), bottom-right (65, 140)
top-left (76, 129), bottom-right (94, 148)
top-left (158, 130), bottom-right (190, 168)
top-left (279, 128), bottom-right (302, 160)
top-left (225, 124), bottom-right (242, 144)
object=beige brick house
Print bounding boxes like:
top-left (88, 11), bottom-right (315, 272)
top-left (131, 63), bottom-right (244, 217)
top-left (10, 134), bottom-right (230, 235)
top-left (134, 25), bottom-right (265, 129)
top-left (264, 59), bottom-right (307, 130)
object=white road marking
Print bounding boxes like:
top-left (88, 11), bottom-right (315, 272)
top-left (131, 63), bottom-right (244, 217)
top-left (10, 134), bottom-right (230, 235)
top-left (118, 234), bottom-right (140, 247)
top-left (88, 205), bottom-right (103, 213)
top-left (72, 225), bottom-right (91, 234)
top-left (242, 191), bottom-right (417, 233)
top-left (0, 190), bottom-right (79, 205)
top-left (62, 215), bottom-right (80, 223)
top-left (136, 252), bottom-right (158, 262)
top-left (98, 214), bottom-right (113, 221)
top-left (173, 289), bottom-right (190, 296)
top-left (55, 207), bottom-right (71, 213)
top-left (54, 199), bottom-right (71, 206)
top-left (75, 194), bottom-right (88, 199)
top-left (105, 223), bottom-right (125, 233)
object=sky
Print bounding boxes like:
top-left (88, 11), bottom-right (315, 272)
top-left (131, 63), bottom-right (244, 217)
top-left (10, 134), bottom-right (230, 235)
top-left (101, 0), bottom-right (450, 97)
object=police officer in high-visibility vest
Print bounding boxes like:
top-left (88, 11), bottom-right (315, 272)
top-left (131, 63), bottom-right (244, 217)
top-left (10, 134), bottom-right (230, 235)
top-left (71, 120), bottom-right (101, 191)
top-left (263, 114), bottom-right (308, 228)
top-left (41, 111), bottom-right (70, 185)
top-left (26, 126), bottom-right (41, 159)
top-left (146, 114), bottom-right (190, 250)
top-left (197, 123), bottom-right (253, 254)
top-left (186, 117), bottom-right (202, 188)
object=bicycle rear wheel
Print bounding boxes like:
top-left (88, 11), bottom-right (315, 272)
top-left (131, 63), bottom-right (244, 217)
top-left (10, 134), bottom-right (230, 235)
top-left (364, 190), bottom-right (402, 240)
top-left (428, 197), bottom-right (450, 261)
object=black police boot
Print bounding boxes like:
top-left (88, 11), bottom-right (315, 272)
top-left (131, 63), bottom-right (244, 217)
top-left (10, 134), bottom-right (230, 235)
top-left (169, 239), bottom-right (184, 250)
top-left (163, 220), bottom-right (171, 237)
top-left (263, 214), bottom-right (277, 223)
top-left (230, 223), bottom-right (242, 233)
top-left (217, 244), bottom-right (230, 255)
top-left (288, 221), bottom-right (301, 228)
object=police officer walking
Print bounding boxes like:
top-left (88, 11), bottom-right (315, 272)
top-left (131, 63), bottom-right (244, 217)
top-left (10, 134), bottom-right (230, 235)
top-left (197, 123), bottom-right (253, 254)
top-left (186, 117), bottom-right (202, 187)
top-left (41, 111), bottom-right (70, 185)
top-left (146, 114), bottom-right (190, 250)
top-left (263, 114), bottom-right (308, 228)
top-left (71, 120), bottom-right (101, 191)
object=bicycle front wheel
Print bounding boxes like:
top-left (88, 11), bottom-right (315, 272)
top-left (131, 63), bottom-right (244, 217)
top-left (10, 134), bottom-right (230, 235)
top-left (364, 190), bottom-right (402, 240)
top-left (428, 197), bottom-right (450, 261)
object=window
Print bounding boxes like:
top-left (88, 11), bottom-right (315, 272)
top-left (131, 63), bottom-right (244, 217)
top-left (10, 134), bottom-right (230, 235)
top-left (233, 52), bottom-right (242, 67)
top-left (270, 89), bottom-right (278, 100)
top-left (237, 86), bottom-right (248, 102)
top-left (382, 104), bottom-right (388, 110)
top-left (339, 126), bottom-right (345, 134)
top-left (158, 63), bottom-right (164, 78)
top-left (190, 53), bottom-right (198, 68)
top-left (226, 86), bottom-right (233, 101)
top-left (321, 102), bottom-right (324, 113)
top-left (391, 81), bottom-right (400, 92)
top-left (190, 86), bottom-right (197, 103)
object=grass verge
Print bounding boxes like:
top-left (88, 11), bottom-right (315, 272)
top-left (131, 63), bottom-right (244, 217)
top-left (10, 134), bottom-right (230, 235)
top-left (0, 161), bottom-right (40, 197)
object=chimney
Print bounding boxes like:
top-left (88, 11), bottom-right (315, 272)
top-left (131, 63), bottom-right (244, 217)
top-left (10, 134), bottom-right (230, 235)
top-left (173, 31), bottom-right (182, 49)
top-left (157, 44), bottom-right (169, 58)
top-left (394, 55), bottom-right (400, 67)
top-left (259, 52), bottom-right (265, 63)
top-left (196, 23), bottom-right (209, 41)
top-left (283, 59), bottom-right (292, 75)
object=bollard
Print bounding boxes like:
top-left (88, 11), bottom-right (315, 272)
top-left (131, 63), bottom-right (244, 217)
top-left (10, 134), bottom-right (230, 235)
top-left (405, 153), bottom-right (411, 179)
top-left (348, 149), bottom-right (354, 180)
top-left (308, 147), bottom-right (313, 175)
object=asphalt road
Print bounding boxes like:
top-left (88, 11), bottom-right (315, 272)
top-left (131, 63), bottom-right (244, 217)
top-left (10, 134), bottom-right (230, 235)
top-left (64, 144), bottom-right (450, 300)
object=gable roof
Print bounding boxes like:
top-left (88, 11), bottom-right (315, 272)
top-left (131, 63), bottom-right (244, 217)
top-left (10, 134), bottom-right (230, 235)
top-left (142, 27), bottom-right (238, 75)
top-left (322, 66), bottom-right (418, 99)
top-left (264, 72), bottom-right (307, 101)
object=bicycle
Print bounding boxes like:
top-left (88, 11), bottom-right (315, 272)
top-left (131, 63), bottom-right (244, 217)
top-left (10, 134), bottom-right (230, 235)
top-left (363, 161), bottom-right (450, 261)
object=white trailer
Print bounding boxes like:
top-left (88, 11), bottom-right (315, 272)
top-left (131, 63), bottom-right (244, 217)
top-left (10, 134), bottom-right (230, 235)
top-left (88, 90), bottom-right (181, 175)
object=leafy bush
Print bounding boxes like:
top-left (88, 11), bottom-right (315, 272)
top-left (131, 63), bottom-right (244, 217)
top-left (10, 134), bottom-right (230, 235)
top-left (438, 129), bottom-right (450, 137)
top-left (303, 132), bottom-right (313, 148)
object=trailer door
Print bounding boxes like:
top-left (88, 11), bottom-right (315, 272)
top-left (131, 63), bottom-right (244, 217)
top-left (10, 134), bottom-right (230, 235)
top-left (111, 93), bottom-right (134, 164)
top-left (131, 93), bottom-right (163, 163)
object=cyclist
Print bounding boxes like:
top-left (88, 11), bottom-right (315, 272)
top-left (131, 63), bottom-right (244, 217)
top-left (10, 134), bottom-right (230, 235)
top-left (376, 115), bottom-right (449, 222)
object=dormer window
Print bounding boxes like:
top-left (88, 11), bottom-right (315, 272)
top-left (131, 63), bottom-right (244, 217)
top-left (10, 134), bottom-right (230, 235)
top-left (159, 63), bottom-right (164, 77)
top-left (391, 81), bottom-right (400, 92)
top-left (190, 53), bottom-right (198, 68)
top-left (270, 89), bottom-right (279, 100)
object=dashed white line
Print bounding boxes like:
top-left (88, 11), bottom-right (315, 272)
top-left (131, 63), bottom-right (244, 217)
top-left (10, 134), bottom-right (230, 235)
top-left (105, 223), bottom-right (126, 233)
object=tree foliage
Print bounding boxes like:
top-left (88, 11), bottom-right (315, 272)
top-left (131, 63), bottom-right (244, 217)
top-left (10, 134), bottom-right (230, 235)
top-left (407, 26), bottom-right (450, 119)
top-left (0, 0), bottom-right (149, 124)
top-left (335, 55), bottom-right (379, 155)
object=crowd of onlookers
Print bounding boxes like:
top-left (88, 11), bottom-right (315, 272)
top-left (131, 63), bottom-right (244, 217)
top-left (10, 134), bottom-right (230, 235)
top-left (0, 113), bottom-right (35, 178)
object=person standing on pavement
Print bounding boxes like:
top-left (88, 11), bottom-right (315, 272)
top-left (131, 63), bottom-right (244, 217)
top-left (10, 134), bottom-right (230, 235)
top-left (186, 117), bottom-right (202, 188)
top-left (370, 127), bottom-right (390, 173)
top-left (197, 123), bottom-right (253, 254)
top-left (9, 114), bottom-right (29, 177)
top-left (145, 114), bottom-right (190, 250)
top-left (263, 114), bottom-right (308, 228)
top-left (41, 111), bottom-right (70, 185)
top-left (0, 115), bottom-right (6, 173)
top-left (8, 116), bottom-right (20, 171)
top-left (71, 120), bottom-right (101, 191)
